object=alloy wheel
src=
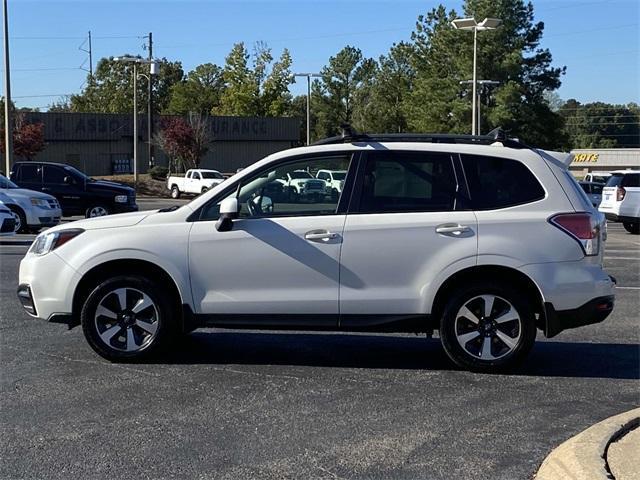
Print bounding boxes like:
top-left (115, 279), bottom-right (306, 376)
top-left (454, 294), bottom-right (522, 361)
top-left (89, 206), bottom-right (108, 217)
top-left (94, 287), bottom-right (160, 352)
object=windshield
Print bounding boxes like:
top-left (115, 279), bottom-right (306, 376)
top-left (290, 171), bottom-right (312, 179)
top-left (0, 175), bottom-right (19, 189)
top-left (332, 171), bottom-right (346, 180)
top-left (64, 165), bottom-right (91, 181)
top-left (201, 171), bottom-right (224, 179)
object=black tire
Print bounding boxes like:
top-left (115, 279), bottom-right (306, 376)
top-left (439, 281), bottom-right (537, 373)
top-left (7, 205), bottom-right (27, 233)
top-left (81, 275), bottom-right (179, 361)
top-left (171, 185), bottom-right (181, 199)
top-left (85, 205), bottom-right (110, 218)
top-left (201, 186), bottom-right (209, 194)
top-left (623, 221), bottom-right (640, 234)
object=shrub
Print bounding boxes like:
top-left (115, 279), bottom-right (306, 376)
top-left (148, 166), bottom-right (169, 181)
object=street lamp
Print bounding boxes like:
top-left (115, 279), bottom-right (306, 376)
top-left (293, 73), bottom-right (322, 145)
top-left (113, 55), bottom-right (159, 183)
top-left (452, 17), bottom-right (501, 135)
top-left (460, 79), bottom-right (499, 135)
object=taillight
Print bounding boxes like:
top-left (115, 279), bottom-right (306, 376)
top-left (550, 212), bottom-right (600, 256)
top-left (617, 187), bottom-right (626, 201)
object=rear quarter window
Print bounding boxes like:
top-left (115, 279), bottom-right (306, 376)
top-left (621, 173), bottom-right (640, 187)
top-left (461, 155), bottom-right (545, 210)
top-left (605, 174), bottom-right (624, 188)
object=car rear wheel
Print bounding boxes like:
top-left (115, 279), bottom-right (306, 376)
top-left (439, 281), bottom-right (536, 373)
top-left (623, 221), bottom-right (640, 234)
top-left (86, 205), bottom-right (109, 218)
top-left (201, 186), bottom-right (209, 194)
top-left (81, 275), bottom-right (178, 361)
top-left (171, 185), bottom-right (180, 199)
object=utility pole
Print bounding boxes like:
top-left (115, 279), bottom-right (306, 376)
top-left (460, 79), bottom-right (499, 136)
top-left (147, 32), bottom-right (153, 167)
top-left (3, 0), bottom-right (12, 175)
top-left (88, 30), bottom-right (92, 76)
top-left (133, 62), bottom-right (138, 183)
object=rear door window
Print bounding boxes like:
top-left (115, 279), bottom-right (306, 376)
top-left (461, 155), bottom-right (545, 209)
top-left (43, 165), bottom-right (68, 184)
top-left (18, 164), bottom-right (41, 183)
top-left (355, 151), bottom-right (458, 213)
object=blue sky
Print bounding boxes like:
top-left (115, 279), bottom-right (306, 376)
top-left (4, 0), bottom-right (639, 109)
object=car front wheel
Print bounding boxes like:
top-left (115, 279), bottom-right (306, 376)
top-left (439, 281), bottom-right (536, 373)
top-left (623, 221), bottom-right (640, 234)
top-left (86, 205), bottom-right (109, 218)
top-left (81, 275), bottom-right (178, 361)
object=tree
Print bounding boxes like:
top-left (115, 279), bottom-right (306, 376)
top-left (166, 63), bottom-right (225, 115)
top-left (0, 113), bottom-right (45, 160)
top-left (154, 113), bottom-right (211, 172)
top-left (260, 48), bottom-right (294, 116)
top-left (70, 56), bottom-right (184, 114)
top-left (560, 100), bottom-right (640, 148)
top-left (312, 46), bottom-right (377, 139)
top-left (406, 0), bottom-right (566, 148)
top-left (214, 43), bottom-right (260, 116)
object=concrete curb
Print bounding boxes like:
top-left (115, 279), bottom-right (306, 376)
top-left (535, 407), bottom-right (640, 480)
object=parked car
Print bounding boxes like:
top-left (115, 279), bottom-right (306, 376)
top-left (275, 170), bottom-right (327, 201)
top-left (9, 162), bottom-right (137, 218)
top-left (167, 169), bottom-right (225, 198)
top-left (584, 172), bottom-right (611, 184)
top-left (0, 200), bottom-right (16, 236)
top-left (0, 174), bottom-right (61, 233)
top-left (316, 169), bottom-right (347, 200)
top-left (578, 181), bottom-right (605, 208)
top-left (18, 130), bottom-right (615, 372)
top-left (599, 170), bottom-right (640, 234)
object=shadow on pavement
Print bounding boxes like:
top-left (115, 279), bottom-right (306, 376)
top-left (163, 331), bottom-right (640, 380)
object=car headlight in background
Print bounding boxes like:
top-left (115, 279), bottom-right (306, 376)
top-left (29, 229), bottom-right (84, 256)
top-left (114, 195), bottom-right (128, 203)
top-left (30, 198), bottom-right (49, 207)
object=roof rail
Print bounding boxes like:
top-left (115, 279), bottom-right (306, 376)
top-left (312, 124), bottom-right (529, 149)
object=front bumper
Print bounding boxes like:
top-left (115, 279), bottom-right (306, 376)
top-left (112, 203), bottom-right (139, 214)
top-left (543, 294), bottom-right (615, 338)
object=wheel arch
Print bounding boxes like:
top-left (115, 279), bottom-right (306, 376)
top-left (72, 259), bottom-right (186, 329)
top-left (430, 265), bottom-right (546, 331)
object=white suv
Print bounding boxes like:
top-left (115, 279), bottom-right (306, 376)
top-left (18, 131), bottom-right (616, 372)
top-left (598, 170), bottom-right (640, 234)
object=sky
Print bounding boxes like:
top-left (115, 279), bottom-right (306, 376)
top-left (3, 0), bottom-right (639, 110)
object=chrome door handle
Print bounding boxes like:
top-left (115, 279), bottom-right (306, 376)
top-left (436, 224), bottom-right (472, 235)
top-left (305, 230), bottom-right (339, 241)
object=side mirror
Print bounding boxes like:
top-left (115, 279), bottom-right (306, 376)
top-left (215, 197), bottom-right (239, 232)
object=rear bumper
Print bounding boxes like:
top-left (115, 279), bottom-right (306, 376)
top-left (543, 294), bottom-right (615, 338)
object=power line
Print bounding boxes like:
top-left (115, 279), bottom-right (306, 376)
top-left (0, 67), bottom-right (80, 71)
top-left (12, 93), bottom-right (72, 98)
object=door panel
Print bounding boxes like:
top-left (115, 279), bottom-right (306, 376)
top-left (189, 215), bottom-right (345, 319)
top-left (339, 211), bottom-right (477, 316)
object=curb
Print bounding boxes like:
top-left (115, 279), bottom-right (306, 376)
top-left (535, 407), bottom-right (640, 480)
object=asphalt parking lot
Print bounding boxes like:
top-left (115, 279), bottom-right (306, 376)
top-left (0, 208), bottom-right (638, 480)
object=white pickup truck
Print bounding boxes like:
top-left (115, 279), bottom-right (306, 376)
top-left (167, 169), bottom-right (225, 198)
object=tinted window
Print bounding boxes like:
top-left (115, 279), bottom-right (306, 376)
top-left (43, 166), bottom-right (68, 184)
top-left (201, 171), bottom-right (223, 179)
top-left (357, 152), bottom-right (457, 213)
top-left (462, 155), bottom-right (545, 209)
top-left (199, 155), bottom-right (352, 220)
top-left (605, 174), bottom-right (624, 188)
top-left (579, 182), bottom-right (591, 194)
top-left (18, 164), bottom-right (41, 183)
top-left (332, 172), bottom-right (346, 180)
top-left (622, 173), bottom-right (640, 187)
top-left (591, 183), bottom-right (604, 194)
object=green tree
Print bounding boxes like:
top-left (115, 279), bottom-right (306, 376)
top-left (560, 100), bottom-right (640, 148)
top-left (406, 0), bottom-right (566, 148)
top-left (312, 46), bottom-right (377, 139)
top-left (261, 48), bottom-right (294, 116)
top-left (69, 56), bottom-right (184, 114)
top-left (166, 63), bottom-right (225, 114)
top-left (214, 43), bottom-right (260, 116)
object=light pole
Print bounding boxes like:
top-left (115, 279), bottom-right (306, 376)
top-left (2, 0), bottom-right (12, 175)
top-left (113, 55), bottom-right (159, 183)
top-left (452, 17), bottom-right (501, 135)
top-left (460, 79), bottom-right (499, 135)
top-left (294, 73), bottom-right (322, 145)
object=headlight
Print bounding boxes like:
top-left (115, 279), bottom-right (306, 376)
top-left (29, 229), bottom-right (84, 256)
top-left (114, 195), bottom-right (128, 203)
top-left (30, 198), bottom-right (48, 207)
